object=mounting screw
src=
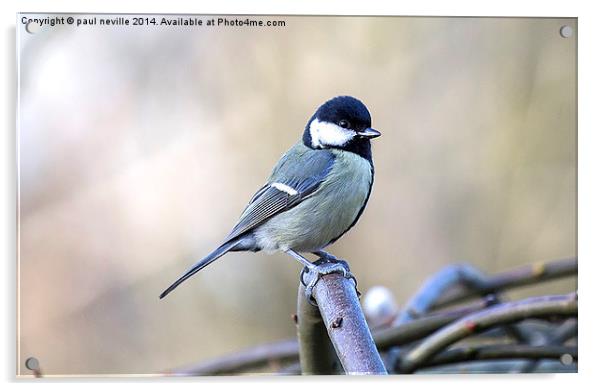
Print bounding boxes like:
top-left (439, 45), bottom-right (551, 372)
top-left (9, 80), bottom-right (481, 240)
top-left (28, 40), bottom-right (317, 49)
top-left (560, 353), bottom-right (574, 365)
top-left (560, 25), bottom-right (573, 38)
top-left (25, 357), bottom-right (39, 371)
top-left (25, 21), bottom-right (41, 34)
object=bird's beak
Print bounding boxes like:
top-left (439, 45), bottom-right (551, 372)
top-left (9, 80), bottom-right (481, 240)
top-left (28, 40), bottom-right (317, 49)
top-left (356, 128), bottom-right (381, 139)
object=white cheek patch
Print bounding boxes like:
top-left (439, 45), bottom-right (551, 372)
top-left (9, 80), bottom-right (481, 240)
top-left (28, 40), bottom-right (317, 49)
top-left (271, 182), bottom-right (299, 196)
top-left (309, 118), bottom-right (355, 148)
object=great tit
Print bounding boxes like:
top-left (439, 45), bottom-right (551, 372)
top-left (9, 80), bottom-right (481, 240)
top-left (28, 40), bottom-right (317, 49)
top-left (160, 96), bottom-right (381, 299)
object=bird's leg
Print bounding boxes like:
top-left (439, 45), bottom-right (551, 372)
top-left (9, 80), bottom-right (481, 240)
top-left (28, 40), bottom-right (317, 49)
top-left (286, 249), bottom-right (357, 305)
top-left (285, 249), bottom-right (316, 269)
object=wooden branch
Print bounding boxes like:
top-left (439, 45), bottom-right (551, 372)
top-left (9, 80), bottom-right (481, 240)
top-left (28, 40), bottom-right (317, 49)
top-left (394, 263), bottom-right (490, 324)
top-left (518, 317), bottom-right (577, 372)
top-left (386, 263), bottom-right (494, 369)
top-left (386, 259), bottom-right (576, 369)
top-left (416, 359), bottom-right (577, 374)
top-left (167, 259), bottom-right (577, 376)
top-left (277, 362), bottom-right (302, 375)
top-left (280, 342), bottom-right (578, 376)
top-left (399, 293), bottom-right (577, 373)
top-left (170, 299), bottom-right (491, 375)
top-left (374, 300), bottom-right (490, 349)
top-left (302, 271), bottom-right (387, 375)
top-left (406, 344), bottom-right (577, 370)
top-left (169, 296), bottom-right (574, 375)
top-left (550, 318), bottom-right (578, 343)
top-left (168, 339), bottom-right (299, 375)
top-left (431, 258), bottom-right (577, 310)
top-left (296, 284), bottom-right (341, 374)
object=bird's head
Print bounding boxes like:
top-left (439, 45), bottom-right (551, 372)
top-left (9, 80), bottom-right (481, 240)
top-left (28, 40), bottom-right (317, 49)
top-left (303, 96), bottom-right (381, 154)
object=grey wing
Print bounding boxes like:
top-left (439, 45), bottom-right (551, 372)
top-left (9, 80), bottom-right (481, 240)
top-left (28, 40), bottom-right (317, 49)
top-left (223, 145), bottom-right (335, 242)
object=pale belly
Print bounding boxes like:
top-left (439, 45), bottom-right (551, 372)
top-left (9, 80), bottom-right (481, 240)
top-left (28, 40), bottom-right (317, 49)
top-left (253, 150), bottom-right (373, 252)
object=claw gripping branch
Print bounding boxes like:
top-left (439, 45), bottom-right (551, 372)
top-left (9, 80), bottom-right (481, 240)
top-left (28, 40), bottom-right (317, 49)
top-left (300, 258), bottom-right (358, 306)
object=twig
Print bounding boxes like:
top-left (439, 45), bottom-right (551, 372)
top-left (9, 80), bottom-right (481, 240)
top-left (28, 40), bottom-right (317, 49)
top-left (399, 293), bottom-right (577, 373)
top-left (374, 300), bottom-right (491, 349)
top-left (416, 359), bottom-right (577, 374)
top-left (170, 299), bottom-right (491, 375)
top-left (304, 272), bottom-right (388, 375)
top-left (277, 362), bottom-right (302, 375)
top-left (168, 258), bottom-right (577, 375)
top-left (169, 304), bottom-right (575, 375)
top-left (406, 344), bottom-right (577, 370)
top-left (431, 258), bottom-right (577, 310)
top-left (168, 339), bottom-right (299, 375)
top-left (296, 284), bottom-right (341, 374)
top-left (480, 296), bottom-right (549, 372)
top-left (550, 318), bottom-right (578, 343)
top-left (169, 297), bottom-right (569, 375)
top-left (518, 317), bottom-right (577, 372)
top-left (386, 259), bottom-right (576, 369)
top-left (394, 263), bottom-right (490, 324)
top-left (386, 263), bottom-right (493, 369)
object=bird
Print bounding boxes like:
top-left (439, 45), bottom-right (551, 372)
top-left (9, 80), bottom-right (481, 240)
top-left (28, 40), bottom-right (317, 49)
top-left (160, 96), bottom-right (381, 299)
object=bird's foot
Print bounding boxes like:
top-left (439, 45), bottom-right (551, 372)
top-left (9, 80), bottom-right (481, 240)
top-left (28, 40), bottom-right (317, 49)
top-left (312, 250), bottom-right (341, 263)
top-left (300, 257), bottom-right (359, 306)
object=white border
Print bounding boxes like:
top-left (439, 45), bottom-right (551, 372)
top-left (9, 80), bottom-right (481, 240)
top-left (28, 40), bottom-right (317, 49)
top-left (2, 1), bottom-right (599, 390)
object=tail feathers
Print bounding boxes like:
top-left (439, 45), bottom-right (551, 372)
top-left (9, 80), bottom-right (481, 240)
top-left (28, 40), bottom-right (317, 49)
top-left (159, 240), bottom-right (239, 299)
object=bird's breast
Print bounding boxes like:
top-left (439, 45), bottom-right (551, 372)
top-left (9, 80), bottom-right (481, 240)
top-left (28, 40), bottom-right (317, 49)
top-left (254, 149), bottom-right (373, 252)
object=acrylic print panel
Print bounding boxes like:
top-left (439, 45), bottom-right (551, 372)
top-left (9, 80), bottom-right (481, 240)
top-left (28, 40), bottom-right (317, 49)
top-left (17, 14), bottom-right (577, 376)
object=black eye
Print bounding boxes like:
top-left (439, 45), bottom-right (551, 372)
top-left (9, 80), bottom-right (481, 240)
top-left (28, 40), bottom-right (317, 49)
top-left (338, 120), bottom-right (350, 129)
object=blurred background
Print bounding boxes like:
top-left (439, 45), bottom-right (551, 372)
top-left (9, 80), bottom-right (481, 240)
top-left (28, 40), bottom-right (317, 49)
top-left (17, 15), bottom-right (576, 375)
